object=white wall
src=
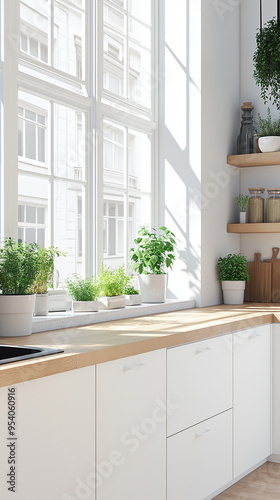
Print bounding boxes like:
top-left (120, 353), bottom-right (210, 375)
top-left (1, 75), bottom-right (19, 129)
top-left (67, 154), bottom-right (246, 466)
top-left (240, 0), bottom-right (280, 263)
top-left (201, 0), bottom-right (240, 306)
top-left (159, 0), bottom-right (240, 306)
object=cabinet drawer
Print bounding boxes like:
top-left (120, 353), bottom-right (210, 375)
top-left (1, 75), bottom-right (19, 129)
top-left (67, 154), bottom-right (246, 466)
top-left (167, 334), bottom-right (232, 436)
top-left (167, 410), bottom-right (232, 500)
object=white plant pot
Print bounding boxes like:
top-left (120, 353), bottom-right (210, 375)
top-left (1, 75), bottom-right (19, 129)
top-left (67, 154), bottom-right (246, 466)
top-left (72, 300), bottom-right (98, 312)
top-left (34, 293), bottom-right (49, 316)
top-left (258, 136), bottom-right (280, 153)
top-left (239, 211), bottom-right (247, 224)
top-left (0, 295), bottom-right (35, 337)
top-left (97, 295), bottom-right (126, 310)
top-left (125, 294), bottom-right (142, 306)
top-left (221, 281), bottom-right (246, 305)
top-left (137, 274), bottom-right (167, 303)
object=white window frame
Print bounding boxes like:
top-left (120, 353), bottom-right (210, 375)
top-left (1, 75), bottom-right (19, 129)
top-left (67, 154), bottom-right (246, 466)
top-left (0, 0), bottom-right (158, 280)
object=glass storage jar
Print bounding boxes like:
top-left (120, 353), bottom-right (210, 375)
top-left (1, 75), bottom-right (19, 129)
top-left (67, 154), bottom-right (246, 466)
top-left (248, 188), bottom-right (265, 223)
top-left (267, 189), bottom-right (280, 222)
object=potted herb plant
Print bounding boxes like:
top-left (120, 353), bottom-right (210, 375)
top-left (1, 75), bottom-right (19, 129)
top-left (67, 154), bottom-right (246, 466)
top-left (253, 19), bottom-right (280, 111)
top-left (124, 284), bottom-right (142, 306)
top-left (31, 246), bottom-right (65, 316)
top-left (97, 264), bottom-right (130, 309)
top-left (217, 253), bottom-right (249, 305)
top-left (236, 194), bottom-right (249, 224)
top-left (255, 108), bottom-right (280, 152)
top-left (0, 237), bottom-right (40, 336)
top-left (129, 225), bottom-right (177, 303)
top-left (65, 274), bottom-right (99, 312)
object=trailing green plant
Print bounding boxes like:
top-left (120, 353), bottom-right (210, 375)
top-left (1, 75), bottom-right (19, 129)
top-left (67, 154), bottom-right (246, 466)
top-left (129, 226), bottom-right (177, 274)
top-left (97, 264), bottom-right (131, 297)
top-left (253, 19), bottom-right (280, 109)
top-left (65, 274), bottom-right (99, 301)
top-left (255, 108), bottom-right (280, 136)
top-left (217, 254), bottom-right (249, 282)
top-left (235, 194), bottom-right (249, 212)
top-left (124, 284), bottom-right (140, 295)
top-left (0, 237), bottom-right (40, 294)
top-left (31, 246), bottom-right (65, 294)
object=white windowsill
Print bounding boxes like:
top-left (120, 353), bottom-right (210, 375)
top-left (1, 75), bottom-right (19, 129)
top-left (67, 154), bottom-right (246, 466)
top-left (32, 299), bottom-right (196, 334)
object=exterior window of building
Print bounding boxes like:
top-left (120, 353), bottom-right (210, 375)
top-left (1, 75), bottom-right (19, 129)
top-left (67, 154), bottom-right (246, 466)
top-left (18, 105), bottom-right (46, 163)
top-left (18, 203), bottom-right (46, 247)
top-left (20, 0), bottom-right (85, 80)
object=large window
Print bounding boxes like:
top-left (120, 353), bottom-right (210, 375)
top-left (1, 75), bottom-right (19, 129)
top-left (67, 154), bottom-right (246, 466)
top-left (0, 0), bottom-right (157, 280)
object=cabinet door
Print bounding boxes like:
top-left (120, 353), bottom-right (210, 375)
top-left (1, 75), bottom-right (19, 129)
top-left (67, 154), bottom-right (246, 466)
top-left (272, 323), bottom-right (280, 456)
top-left (167, 410), bottom-right (232, 500)
top-left (234, 325), bottom-right (271, 477)
top-left (0, 367), bottom-right (95, 500)
top-left (167, 334), bottom-right (232, 436)
top-left (96, 349), bottom-right (166, 500)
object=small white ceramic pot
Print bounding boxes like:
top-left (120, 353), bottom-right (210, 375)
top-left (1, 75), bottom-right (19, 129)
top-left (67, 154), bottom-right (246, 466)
top-left (0, 294), bottom-right (35, 336)
top-left (239, 211), bottom-right (246, 224)
top-left (258, 136), bottom-right (280, 153)
top-left (125, 294), bottom-right (142, 306)
top-left (137, 274), bottom-right (167, 303)
top-left (34, 293), bottom-right (49, 316)
top-left (97, 295), bottom-right (126, 310)
top-left (72, 300), bottom-right (98, 312)
top-left (221, 281), bottom-right (246, 305)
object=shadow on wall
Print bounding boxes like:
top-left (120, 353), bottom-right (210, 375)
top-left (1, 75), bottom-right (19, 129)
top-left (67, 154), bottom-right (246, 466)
top-left (159, 0), bottom-right (201, 301)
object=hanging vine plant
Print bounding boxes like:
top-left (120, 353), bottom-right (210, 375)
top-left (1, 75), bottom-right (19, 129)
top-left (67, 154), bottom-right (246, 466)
top-left (253, 18), bottom-right (280, 110)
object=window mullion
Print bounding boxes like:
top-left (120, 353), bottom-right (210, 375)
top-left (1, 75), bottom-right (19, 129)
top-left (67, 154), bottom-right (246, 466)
top-left (50, 100), bottom-right (54, 247)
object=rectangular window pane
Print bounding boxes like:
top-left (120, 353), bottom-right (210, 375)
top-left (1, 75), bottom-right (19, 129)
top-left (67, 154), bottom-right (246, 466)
top-left (25, 227), bottom-right (36, 244)
top-left (18, 228), bottom-right (24, 244)
top-left (37, 207), bottom-right (45, 223)
top-left (103, 33), bottom-right (125, 97)
top-left (128, 129), bottom-right (151, 191)
top-left (38, 127), bottom-right (45, 162)
top-left (25, 110), bottom-right (36, 121)
top-left (54, 3), bottom-right (85, 78)
top-left (103, 219), bottom-right (108, 254)
top-left (25, 122), bottom-right (36, 160)
top-left (20, 0), bottom-right (49, 64)
top-left (128, 42), bottom-right (151, 108)
top-left (54, 104), bottom-right (86, 180)
top-left (30, 38), bottom-right (39, 58)
top-left (26, 205), bottom-right (36, 223)
top-left (108, 217), bottom-right (116, 256)
top-left (18, 205), bottom-right (24, 222)
top-left (41, 43), bottom-right (48, 63)
top-left (37, 228), bottom-right (45, 247)
top-left (118, 219), bottom-right (124, 254)
top-left (21, 33), bottom-right (28, 52)
top-left (128, 0), bottom-right (151, 25)
top-left (54, 181), bottom-right (84, 280)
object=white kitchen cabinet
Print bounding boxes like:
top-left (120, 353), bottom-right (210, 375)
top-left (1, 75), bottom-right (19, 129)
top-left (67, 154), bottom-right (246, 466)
top-left (233, 325), bottom-right (271, 477)
top-left (96, 349), bottom-right (166, 500)
top-left (167, 410), bottom-right (232, 500)
top-left (0, 367), bottom-right (95, 500)
top-left (167, 334), bottom-right (232, 436)
top-left (272, 323), bottom-right (280, 457)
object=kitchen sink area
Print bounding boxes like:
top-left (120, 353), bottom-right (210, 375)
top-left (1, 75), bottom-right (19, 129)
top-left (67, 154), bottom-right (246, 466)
top-left (0, 344), bottom-right (64, 365)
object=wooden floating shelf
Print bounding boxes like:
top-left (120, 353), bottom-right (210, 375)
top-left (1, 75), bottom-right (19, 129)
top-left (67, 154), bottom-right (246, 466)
top-left (227, 152), bottom-right (280, 168)
top-left (227, 223), bottom-right (280, 234)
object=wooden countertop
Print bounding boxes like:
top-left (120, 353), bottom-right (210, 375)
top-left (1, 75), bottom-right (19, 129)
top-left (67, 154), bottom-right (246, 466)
top-left (0, 303), bottom-right (279, 387)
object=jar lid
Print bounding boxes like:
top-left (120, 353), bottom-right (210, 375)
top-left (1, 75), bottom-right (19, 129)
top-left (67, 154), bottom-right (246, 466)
top-left (248, 188), bottom-right (265, 193)
top-left (267, 188), bottom-right (280, 194)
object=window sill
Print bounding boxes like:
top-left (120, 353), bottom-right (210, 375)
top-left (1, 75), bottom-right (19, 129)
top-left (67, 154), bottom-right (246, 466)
top-left (32, 299), bottom-right (196, 334)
